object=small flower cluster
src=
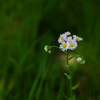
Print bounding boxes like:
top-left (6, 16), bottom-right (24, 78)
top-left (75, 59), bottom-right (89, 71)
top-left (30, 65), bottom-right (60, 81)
top-left (58, 32), bottom-right (83, 51)
top-left (44, 31), bottom-right (85, 64)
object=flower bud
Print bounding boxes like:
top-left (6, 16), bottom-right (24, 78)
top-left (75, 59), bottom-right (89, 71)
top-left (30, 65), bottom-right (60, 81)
top-left (77, 57), bottom-right (82, 63)
top-left (44, 45), bottom-right (51, 53)
top-left (77, 57), bottom-right (85, 64)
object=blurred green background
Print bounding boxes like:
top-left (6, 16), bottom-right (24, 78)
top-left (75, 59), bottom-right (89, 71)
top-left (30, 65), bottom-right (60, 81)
top-left (0, 0), bottom-right (100, 100)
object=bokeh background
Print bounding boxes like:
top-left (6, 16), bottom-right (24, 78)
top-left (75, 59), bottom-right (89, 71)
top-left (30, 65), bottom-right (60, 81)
top-left (0, 0), bottom-right (100, 100)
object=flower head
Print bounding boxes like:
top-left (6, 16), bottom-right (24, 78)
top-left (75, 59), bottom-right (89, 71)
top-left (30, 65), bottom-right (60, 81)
top-left (73, 35), bottom-right (83, 41)
top-left (58, 32), bottom-right (83, 51)
top-left (68, 41), bottom-right (78, 50)
top-left (66, 36), bottom-right (76, 42)
top-left (64, 31), bottom-right (71, 36)
top-left (58, 34), bottom-right (66, 43)
top-left (60, 42), bottom-right (70, 51)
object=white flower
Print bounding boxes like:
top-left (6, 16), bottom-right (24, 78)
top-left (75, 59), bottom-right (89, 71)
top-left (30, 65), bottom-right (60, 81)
top-left (66, 36), bottom-right (76, 42)
top-left (66, 36), bottom-right (72, 42)
top-left (73, 35), bottom-right (83, 41)
top-left (59, 42), bottom-right (70, 51)
top-left (64, 31), bottom-right (71, 36)
top-left (77, 57), bottom-right (82, 63)
top-left (69, 41), bottom-right (78, 50)
top-left (58, 34), bottom-right (66, 43)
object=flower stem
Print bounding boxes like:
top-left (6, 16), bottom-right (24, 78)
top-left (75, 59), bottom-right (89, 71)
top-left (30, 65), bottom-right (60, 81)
top-left (51, 46), bottom-right (68, 54)
top-left (50, 46), bottom-right (59, 49)
top-left (69, 51), bottom-right (79, 58)
top-left (67, 51), bottom-right (72, 100)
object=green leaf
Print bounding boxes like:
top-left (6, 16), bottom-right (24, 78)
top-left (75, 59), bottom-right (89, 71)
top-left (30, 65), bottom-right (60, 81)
top-left (64, 73), bottom-right (70, 79)
top-left (63, 92), bottom-right (70, 100)
top-left (68, 54), bottom-right (76, 60)
top-left (72, 94), bottom-right (76, 100)
top-left (71, 82), bottom-right (80, 90)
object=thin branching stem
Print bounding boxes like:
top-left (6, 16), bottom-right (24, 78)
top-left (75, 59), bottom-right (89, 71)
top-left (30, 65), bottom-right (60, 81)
top-left (67, 51), bottom-right (72, 100)
top-left (51, 46), bottom-right (68, 54)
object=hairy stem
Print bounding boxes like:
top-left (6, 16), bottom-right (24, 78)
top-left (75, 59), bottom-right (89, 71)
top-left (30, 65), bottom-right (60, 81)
top-left (67, 51), bottom-right (72, 99)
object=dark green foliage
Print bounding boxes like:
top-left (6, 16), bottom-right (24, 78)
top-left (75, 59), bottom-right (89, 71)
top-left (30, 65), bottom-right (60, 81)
top-left (0, 0), bottom-right (100, 100)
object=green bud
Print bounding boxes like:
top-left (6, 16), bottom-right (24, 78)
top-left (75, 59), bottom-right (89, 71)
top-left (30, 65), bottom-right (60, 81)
top-left (44, 45), bottom-right (51, 53)
top-left (48, 50), bottom-right (51, 53)
top-left (80, 60), bottom-right (85, 64)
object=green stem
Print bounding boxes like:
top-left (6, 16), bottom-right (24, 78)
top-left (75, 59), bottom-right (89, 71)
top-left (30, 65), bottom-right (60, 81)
top-left (69, 68), bottom-right (72, 100)
top-left (69, 51), bottom-right (79, 58)
top-left (51, 46), bottom-right (59, 49)
top-left (51, 46), bottom-right (67, 54)
top-left (67, 51), bottom-right (72, 100)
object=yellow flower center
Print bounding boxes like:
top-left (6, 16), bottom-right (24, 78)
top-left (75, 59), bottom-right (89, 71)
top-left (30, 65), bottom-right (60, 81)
top-left (62, 44), bottom-right (67, 48)
top-left (61, 36), bottom-right (64, 40)
top-left (77, 37), bottom-right (79, 40)
top-left (69, 39), bottom-right (72, 40)
top-left (70, 43), bottom-right (74, 47)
